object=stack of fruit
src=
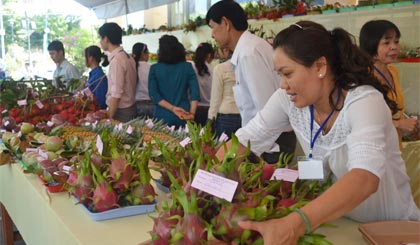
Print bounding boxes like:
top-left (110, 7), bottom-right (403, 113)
top-left (149, 122), bottom-right (332, 244)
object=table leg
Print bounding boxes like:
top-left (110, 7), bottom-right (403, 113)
top-left (1, 202), bottom-right (14, 245)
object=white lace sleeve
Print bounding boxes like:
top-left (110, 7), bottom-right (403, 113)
top-left (236, 89), bottom-right (293, 156)
top-left (345, 90), bottom-right (392, 179)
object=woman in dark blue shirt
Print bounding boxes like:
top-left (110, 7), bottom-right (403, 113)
top-left (149, 35), bottom-right (200, 128)
top-left (84, 45), bottom-right (108, 109)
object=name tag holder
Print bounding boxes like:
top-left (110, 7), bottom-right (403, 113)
top-left (298, 156), bottom-right (324, 180)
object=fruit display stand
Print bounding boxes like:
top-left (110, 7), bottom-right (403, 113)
top-left (0, 164), bottom-right (166, 245)
top-left (0, 163), bottom-right (366, 245)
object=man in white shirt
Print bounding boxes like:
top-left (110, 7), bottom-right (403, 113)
top-left (206, 0), bottom-right (296, 163)
top-left (48, 40), bottom-right (80, 89)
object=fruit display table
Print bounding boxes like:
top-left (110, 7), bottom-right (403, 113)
top-left (0, 163), bottom-right (366, 245)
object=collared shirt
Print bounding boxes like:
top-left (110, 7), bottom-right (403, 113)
top-left (192, 61), bottom-right (212, 107)
top-left (106, 46), bottom-right (137, 109)
top-left (231, 31), bottom-right (280, 127)
top-left (86, 66), bottom-right (108, 109)
top-left (135, 61), bottom-right (151, 101)
top-left (208, 60), bottom-right (239, 120)
top-left (53, 59), bottom-right (80, 85)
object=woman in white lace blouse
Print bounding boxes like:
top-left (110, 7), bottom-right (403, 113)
top-left (216, 20), bottom-right (419, 244)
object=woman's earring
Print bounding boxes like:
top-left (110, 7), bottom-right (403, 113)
top-left (318, 74), bottom-right (323, 78)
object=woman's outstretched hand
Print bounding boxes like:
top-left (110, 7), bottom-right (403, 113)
top-left (238, 212), bottom-right (305, 245)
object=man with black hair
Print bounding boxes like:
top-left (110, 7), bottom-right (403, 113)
top-left (206, 0), bottom-right (296, 163)
top-left (98, 22), bottom-right (137, 122)
top-left (48, 40), bottom-right (80, 88)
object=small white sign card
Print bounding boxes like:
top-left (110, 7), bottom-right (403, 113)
top-left (35, 100), bottom-right (44, 109)
top-left (298, 156), bottom-right (324, 180)
top-left (191, 169), bottom-right (238, 202)
top-left (96, 135), bottom-right (104, 155)
top-left (270, 168), bottom-right (299, 182)
top-left (17, 99), bottom-right (28, 106)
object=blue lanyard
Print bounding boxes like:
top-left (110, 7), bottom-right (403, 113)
top-left (309, 88), bottom-right (342, 158)
top-left (373, 66), bottom-right (396, 96)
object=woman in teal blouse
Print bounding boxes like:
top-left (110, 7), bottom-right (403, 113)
top-left (148, 35), bottom-right (200, 128)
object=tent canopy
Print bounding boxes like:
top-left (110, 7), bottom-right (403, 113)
top-left (74, 0), bottom-right (178, 19)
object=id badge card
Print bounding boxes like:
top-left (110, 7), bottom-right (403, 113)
top-left (297, 156), bottom-right (324, 180)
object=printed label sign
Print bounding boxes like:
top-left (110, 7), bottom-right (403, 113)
top-left (191, 169), bottom-right (238, 202)
top-left (271, 168), bottom-right (299, 182)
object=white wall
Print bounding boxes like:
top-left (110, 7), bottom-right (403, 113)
top-left (123, 5), bottom-right (420, 52)
top-left (144, 5), bottom-right (168, 29)
top-left (122, 4), bottom-right (420, 113)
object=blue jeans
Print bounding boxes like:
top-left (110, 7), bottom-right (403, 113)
top-left (215, 113), bottom-right (242, 139)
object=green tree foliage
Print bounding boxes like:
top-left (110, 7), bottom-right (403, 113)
top-left (2, 0), bottom-right (98, 73)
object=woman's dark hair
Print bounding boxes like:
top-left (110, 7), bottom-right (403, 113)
top-left (98, 22), bottom-right (122, 45)
top-left (359, 20), bottom-right (401, 57)
top-left (273, 20), bottom-right (398, 114)
top-left (206, 0), bottom-right (248, 31)
top-left (132, 42), bottom-right (149, 72)
top-left (194, 43), bottom-right (215, 76)
top-left (85, 45), bottom-right (109, 67)
top-left (158, 35), bottom-right (186, 64)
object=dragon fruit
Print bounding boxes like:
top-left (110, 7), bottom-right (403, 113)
top-left (91, 181), bottom-right (119, 212)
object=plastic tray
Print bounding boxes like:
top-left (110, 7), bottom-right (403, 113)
top-left (37, 174), bottom-right (66, 193)
top-left (402, 57), bottom-right (420, 63)
top-left (154, 179), bottom-right (170, 193)
top-left (358, 221), bottom-right (420, 245)
top-left (73, 196), bottom-right (156, 221)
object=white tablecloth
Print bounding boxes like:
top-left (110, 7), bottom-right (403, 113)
top-left (0, 163), bottom-right (365, 245)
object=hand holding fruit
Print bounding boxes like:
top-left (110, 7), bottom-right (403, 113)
top-left (238, 212), bottom-right (306, 245)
